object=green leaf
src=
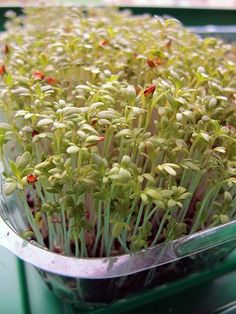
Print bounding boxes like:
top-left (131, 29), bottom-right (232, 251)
top-left (160, 190), bottom-right (174, 198)
top-left (94, 191), bottom-right (109, 201)
top-left (178, 192), bottom-right (192, 200)
top-left (92, 153), bottom-right (104, 167)
top-left (167, 199), bottom-right (177, 208)
top-left (5, 73), bottom-right (14, 87)
top-left (123, 223), bottom-right (131, 231)
top-left (17, 151), bottom-right (31, 169)
top-left (140, 193), bottom-right (148, 204)
top-left (146, 141), bottom-right (154, 155)
top-left (46, 187), bottom-right (59, 194)
top-left (143, 221), bottom-right (152, 233)
top-left (0, 123), bottom-right (12, 130)
top-left (84, 135), bottom-right (101, 145)
top-left (32, 132), bottom-right (53, 143)
top-left (112, 222), bottom-right (123, 238)
top-left (10, 161), bottom-right (19, 176)
top-left (39, 53), bottom-right (48, 67)
top-left (21, 230), bottom-right (34, 239)
top-left (219, 214), bottom-right (229, 224)
top-left (35, 83), bottom-right (42, 97)
top-left (115, 129), bottom-right (132, 138)
top-left (121, 155), bottom-right (131, 167)
top-left (130, 238), bottom-right (147, 251)
top-left (153, 200), bottom-right (165, 209)
top-left (118, 168), bottom-right (131, 183)
top-left (182, 161), bottom-right (200, 171)
top-left (80, 124), bottom-right (99, 135)
top-left (145, 189), bottom-right (162, 200)
top-left (4, 182), bottom-right (17, 195)
top-left (224, 191), bottom-right (232, 203)
top-left (37, 118), bottom-right (54, 127)
top-left (35, 161), bottom-right (50, 169)
top-left (156, 163), bottom-right (180, 176)
top-left (97, 110), bottom-right (117, 119)
top-left (82, 178), bottom-right (97, 185)
top-left (162, 165), bottom-right (177, 176)
top-left (66, 145), bottom-right (80, 154)
top-left (142, 173), bottom-right (155, 184)
top-left (214, 146), bottom-right (225, 154)
top-left (200, 132), bottom-right (211, 142)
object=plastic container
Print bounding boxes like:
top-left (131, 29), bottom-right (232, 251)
top-left (1, 180), bottom-right (236, 309)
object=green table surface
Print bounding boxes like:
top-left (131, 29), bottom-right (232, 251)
top-left (0, 247), bottom-right (25, 314)
top-left (2, 248), bottom-right (236, 314)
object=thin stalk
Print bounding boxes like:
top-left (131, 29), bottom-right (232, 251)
top-left (61, 205), bottom-right (70, 255)
top-left (80, 229), bottom-right (88, 257)
top-left (104, 199), bottom-right (111, 255)
top-left (122, 200), bottom-right (137, 243)
top-left (99, 232), bottom-right (104, 257)
top-left (44, 187), bottom-right (63, 247)
top-left (178, 171), bottom-right (203, 222)
top-left (130, 141), bottom-right (138, 163)
top-left (168, 176), bottom-right (173, 189)
top-left (158, 177), bottom-right (163, 188)
top-left (141, 157), bottom-right (149, 173)
top-left (55, 130), bottom-right (61, 154)
top-left (142, 202), bottom-right (154, 225)
top-left (118, 236), bottom-right (130, 253)
top-left (74, 232), bottom-right (80, 257)
top-left (92, 201), bottom-right (102, 257)
top-left (107, 237), bottom-right (114, 256)
top-left (71, 153), bottom-right (77, 169)
top-left (151, 208), bottom-right (171, 246)
top-left (117, 138), bottom-right (124, 162)
top-left (77, 149), bottom-right (83, 168)
top-left (132, 202), bottom-right (145, 236)
top-left (146, 204), bottom-right (158, 221)
top-left (205, 190), bottom-right (225, 223)
top-left (35, 182), bottom-right (45, 203)
top-left (179, 169), bottom-right (187, 187)
top-left (104, 185), bottom-right (115, 255)
top-left (33, 143), bottom-right (41, 163)
top-left (103, 126), bottom-right (113, 157)
top-left (46, 214), bottom-right (54, 251)
top-left (18, 191), bottom-right (45, 246)
top-left (143, 90), bottom-right (169, 131)
top-left (191, 183), bottom-right (222, 233)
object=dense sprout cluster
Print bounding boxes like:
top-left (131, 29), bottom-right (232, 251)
top-left (0, 8), bottom-right (236, 257)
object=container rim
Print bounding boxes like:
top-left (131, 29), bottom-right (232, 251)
top-left (1, 201), bottom-right (236, 278)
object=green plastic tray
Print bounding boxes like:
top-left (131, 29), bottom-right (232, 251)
top-left (2, 247), bottom-right (236, 314)
top-left (16, 250), bottom-right (236, 314)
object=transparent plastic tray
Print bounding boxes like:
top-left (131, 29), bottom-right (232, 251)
top-left (0, 181), bottom-right (236, 309)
